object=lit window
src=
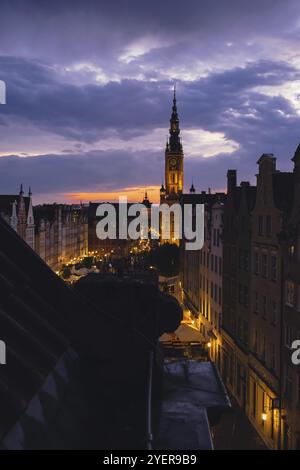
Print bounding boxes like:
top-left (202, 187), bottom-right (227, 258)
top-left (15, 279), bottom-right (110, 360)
top-left (286, 281), bottom-right (295, 307)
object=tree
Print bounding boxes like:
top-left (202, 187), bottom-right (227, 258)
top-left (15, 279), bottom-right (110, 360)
top-left (62, 266), bottom-right (71, 279)
top-left (81, 256), bottom-right (93, 269)
top-left (147, 243), bottom-right (179, 277)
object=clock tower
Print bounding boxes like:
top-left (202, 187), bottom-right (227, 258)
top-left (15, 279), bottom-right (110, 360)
top-left (160, 86), bottom-right (184, 245)
top-left (160, 85), bottom-right (184, 202)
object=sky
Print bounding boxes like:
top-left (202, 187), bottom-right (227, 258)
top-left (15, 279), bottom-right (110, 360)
top-left (0, 0), bottom-right (300, 204)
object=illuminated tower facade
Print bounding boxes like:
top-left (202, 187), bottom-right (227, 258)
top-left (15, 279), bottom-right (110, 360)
top-left (161, 86), bottom-right (184, 201)
top-left (160, 87), bottom-right (184, 244)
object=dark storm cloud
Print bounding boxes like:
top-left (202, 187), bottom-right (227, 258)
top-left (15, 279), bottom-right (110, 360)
top-left (0, 150), bottom-right (162, 194)
top-left (1, 56), bottom-right (299, 141)
top-left (0, 0), bottom-right (300, 198)
top-left (1, 0), bottom-right (299, 64)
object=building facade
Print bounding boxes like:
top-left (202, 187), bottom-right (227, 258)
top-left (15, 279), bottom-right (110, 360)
top-left (221, 152), bottom-right (300, 449)
top-left (181, 189), bottom-right (225, 365)
top-left (34, 204), bottom-right (88, 272)
top-left (222, 171), bottom-right (256, 413)
top-left (281, 145), bottom-right (300, 450)
top-left (247, 155), bottom-right (293, 449)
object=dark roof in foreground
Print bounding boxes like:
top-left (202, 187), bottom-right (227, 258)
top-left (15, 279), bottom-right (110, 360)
top-left (0, 215), bottom-right (183, 449)
top-left (0, 214), bottom-right (229, 450)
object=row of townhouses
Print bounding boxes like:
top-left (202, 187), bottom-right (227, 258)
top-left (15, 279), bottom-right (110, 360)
top-left (0, 186), bottom-right (88, 272)
top-left (181, 147), bottom-right (300, 450)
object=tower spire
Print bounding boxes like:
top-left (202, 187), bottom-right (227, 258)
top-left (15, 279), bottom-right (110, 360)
top-left (171, 83), bottom-right (178, 123)
top-left (168, 84), bottom-right (181, 153)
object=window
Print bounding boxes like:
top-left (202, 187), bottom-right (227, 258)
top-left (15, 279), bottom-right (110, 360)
top-left (254, 329), bottom-right (258, 353)
top-left (262, 296), bottom-right (267, 320)
top-left (219, 258), bottom-right (222, 276)
top-left (236, 364), bottom-right (241, 396)
top-left (238, 317), bottom-right (242, 340)
top-left (262, 336), bottom-right (266, 361)
top-left (254, 251), bottom-right (259, 275)
top-left (254, 292), bottom-right (259, 314)
top-left (262, 253), bottom-right (268, 278)
top-left (286, 281), bottom-right (294, 306)
top-left (266, 215), bottom-right (272, 237)
top-left (285, 367), bottom-right (293, 401)
top-left (239, 249), bottom-right (243, 269)
top-left (258, 215), bottom-right (263, 236)
top-left (261, 253), bottom-right (268, 278)
top-left (243, 321), bottom-right (249, 346)
top-left (252, 382), bottom-right (257, 417)
top-left (244, 251), bottom-right (249, 272)
top-left (271, 343), bottom-right (276, 370)
top-left (262, 392), bottom-right (266, 427)
top-left (244, 286), bottom-right (249, 307)
top-left (285, 324), bottom-right (293, 347)
top-left (211, 254), bottom-right (214, 270)
top-left (271, 255), bottom-right (277, 281)
top-left (271, 300), bottom-right (277, 325)
top-left (288, 245), bottom-right (295, 258)
top-left (238, 283), bottom-right (243, 304)
top-left (215, 256), bottom-right (218, 273)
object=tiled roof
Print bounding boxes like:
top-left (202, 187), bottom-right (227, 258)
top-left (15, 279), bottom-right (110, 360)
top-left (0, 216), bottom-right (70, 440)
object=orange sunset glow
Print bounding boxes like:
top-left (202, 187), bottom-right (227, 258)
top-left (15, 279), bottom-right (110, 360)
top-left (66, 186), bottom-right (161, 204)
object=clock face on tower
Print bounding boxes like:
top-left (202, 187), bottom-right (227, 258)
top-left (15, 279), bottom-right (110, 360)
top-left (169, 157), bottom-right (177, 170)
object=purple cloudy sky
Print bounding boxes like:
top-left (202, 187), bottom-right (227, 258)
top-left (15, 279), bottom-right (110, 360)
top-left (0, 0), bottom-right (300, 203)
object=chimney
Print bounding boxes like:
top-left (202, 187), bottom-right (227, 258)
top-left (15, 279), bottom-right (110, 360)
top-left (256, 153), bottom-right (276, 175)
top-left (227, 170), bottom-right (237, 194)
